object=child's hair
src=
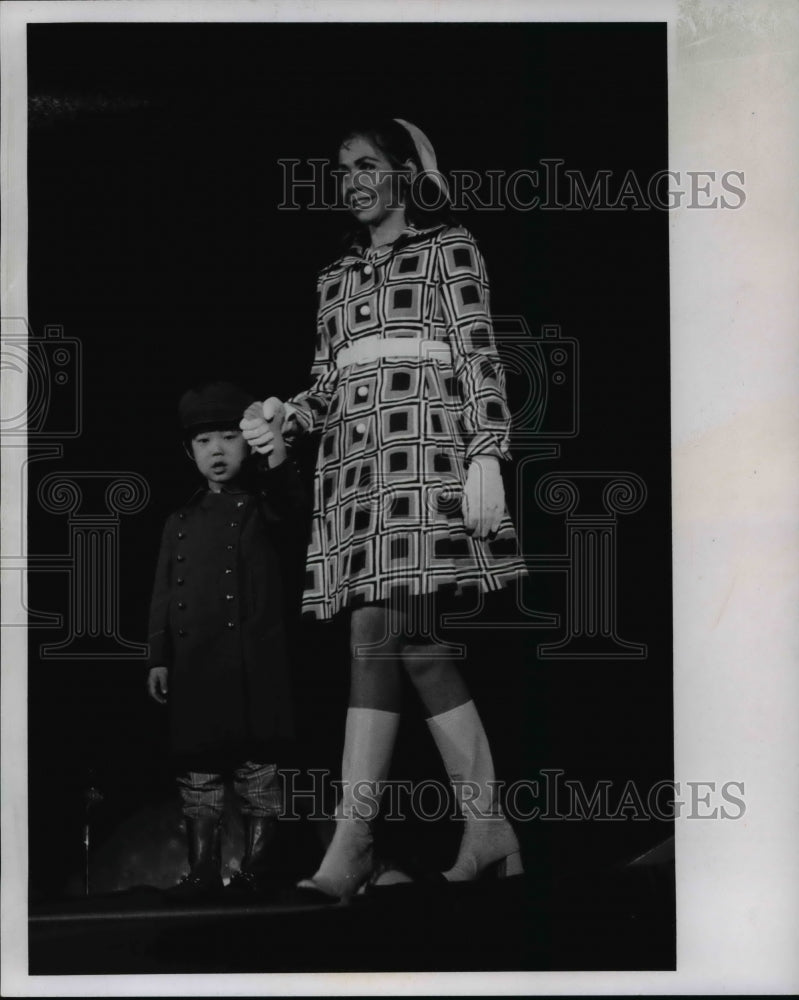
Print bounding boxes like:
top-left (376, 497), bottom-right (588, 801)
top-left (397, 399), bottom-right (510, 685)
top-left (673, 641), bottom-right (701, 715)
top-left (337, 117), bottom-right (457, 232)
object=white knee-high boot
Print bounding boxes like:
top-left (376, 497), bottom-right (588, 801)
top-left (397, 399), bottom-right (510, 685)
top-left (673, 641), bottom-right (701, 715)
top-left (298, 707), bottom-right (400, 901)
top-left (427, 700), bottom-right (523, 881)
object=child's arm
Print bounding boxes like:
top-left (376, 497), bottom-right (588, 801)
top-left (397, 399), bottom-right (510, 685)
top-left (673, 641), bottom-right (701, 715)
top-left (146, 518), bottom-right (174, 705)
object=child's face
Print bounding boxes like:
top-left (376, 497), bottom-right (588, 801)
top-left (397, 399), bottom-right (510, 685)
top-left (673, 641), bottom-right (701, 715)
top-left (189, 428), bottom-right (249, 489)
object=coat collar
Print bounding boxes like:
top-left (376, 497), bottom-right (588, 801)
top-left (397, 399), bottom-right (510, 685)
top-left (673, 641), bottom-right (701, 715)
top-left (182, 483), bottom-right (250, 507)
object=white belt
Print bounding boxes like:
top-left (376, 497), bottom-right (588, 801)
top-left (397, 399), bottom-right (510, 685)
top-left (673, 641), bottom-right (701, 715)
top-left (335, 336), bottom-right (452, 369)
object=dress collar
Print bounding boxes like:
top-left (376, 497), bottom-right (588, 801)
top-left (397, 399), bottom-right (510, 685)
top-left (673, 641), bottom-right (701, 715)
top-left (335, 221), bottom-right (449, 269)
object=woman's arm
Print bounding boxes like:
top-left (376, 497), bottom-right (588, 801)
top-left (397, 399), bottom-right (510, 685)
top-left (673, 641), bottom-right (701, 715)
top-left (284, 280), bottom-right (340, 435)
top-left (435, 229), bottom-right (512, 463)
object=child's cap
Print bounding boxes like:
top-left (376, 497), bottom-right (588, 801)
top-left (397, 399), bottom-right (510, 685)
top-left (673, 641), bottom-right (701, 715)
top-left (178, 381), bottom-right (256, 432)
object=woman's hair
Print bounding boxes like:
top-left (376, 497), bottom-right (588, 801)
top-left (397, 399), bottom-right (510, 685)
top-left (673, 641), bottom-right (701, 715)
top-left (338, 117), bottom-right (456, 231)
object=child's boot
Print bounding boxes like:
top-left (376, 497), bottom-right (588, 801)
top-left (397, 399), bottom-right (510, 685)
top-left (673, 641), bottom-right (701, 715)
top-left (166, 813), bottom-right (224, 901)
top-left (225, 814), bottom-right (280, 899)
top-left (225, 761), bottom-right (282, 899)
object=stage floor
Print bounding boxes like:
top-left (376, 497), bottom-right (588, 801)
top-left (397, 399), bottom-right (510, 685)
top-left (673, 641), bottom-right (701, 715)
top-left (30, 862), bottom-right (675, 974)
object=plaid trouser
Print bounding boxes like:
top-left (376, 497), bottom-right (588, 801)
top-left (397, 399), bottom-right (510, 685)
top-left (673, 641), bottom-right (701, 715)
top-left (177, 761), bottom-right (282, 820)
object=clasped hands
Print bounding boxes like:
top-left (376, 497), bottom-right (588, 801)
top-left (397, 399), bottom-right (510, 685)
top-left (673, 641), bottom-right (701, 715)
top-left (240, 397), bottom-right (291, 467)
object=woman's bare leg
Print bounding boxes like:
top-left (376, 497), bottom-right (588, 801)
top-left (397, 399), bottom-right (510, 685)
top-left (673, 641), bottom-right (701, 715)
top-left (348, 603), bottom-right (403, 711)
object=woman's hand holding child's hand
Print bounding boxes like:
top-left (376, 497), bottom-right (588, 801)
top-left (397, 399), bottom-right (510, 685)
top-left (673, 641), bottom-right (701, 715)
top-left (240, 397), bottom-right (287, 468)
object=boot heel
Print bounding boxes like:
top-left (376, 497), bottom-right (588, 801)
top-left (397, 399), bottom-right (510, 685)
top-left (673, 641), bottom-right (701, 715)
top-left (496, 850), bottom-right (524, 878)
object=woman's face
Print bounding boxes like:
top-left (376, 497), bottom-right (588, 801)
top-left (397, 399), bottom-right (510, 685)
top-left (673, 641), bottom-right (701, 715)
top-left (338, 135), bottom-right (408, 227)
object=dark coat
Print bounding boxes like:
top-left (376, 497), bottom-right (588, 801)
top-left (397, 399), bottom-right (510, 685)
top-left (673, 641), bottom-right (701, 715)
top-left (147, 460), bottom-right (307, 770)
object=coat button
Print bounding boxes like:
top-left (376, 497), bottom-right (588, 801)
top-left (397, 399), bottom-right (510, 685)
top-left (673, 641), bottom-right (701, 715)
top-left (177, 602), bottom-right (186, 610)
top-left (178, 513), bottom-right (186, 520)
top-left (177, 532), bottom-right (186, 540)
top-left (357, 386), bottom-right (368, 399)
top-left (355, 422), bottom-right (366, 435)
top-left (229, 521), bottom-right (239, 528)
top-left (226, 544), bottom-right (234, 551)
top-left (176, 577), bottom-right (185, 586)
top-left (225, 594), bottom-right (235, 601)
top-left (236, 500), bottom-right (245, 508)
top-left (358, 303), bottom-right (371, 318)
top-left (176, 554), bottom-right (185, 562)
top-left (178, 628), bottom-right (187, 638)
top-left (363, 264), bottom-right (373, 276)
top-left (224, 568), bottom-right (233, 575)
top-left (226, 621), bottom-right (235, 629)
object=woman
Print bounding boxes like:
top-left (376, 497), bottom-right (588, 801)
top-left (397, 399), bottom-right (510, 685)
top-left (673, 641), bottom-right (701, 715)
top-left (242, 118), bottom-right (527, 902)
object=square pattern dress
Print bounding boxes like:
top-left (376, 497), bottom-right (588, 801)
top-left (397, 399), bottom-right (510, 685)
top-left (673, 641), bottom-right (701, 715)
top-left (287, 222), bottom-right (528, 621)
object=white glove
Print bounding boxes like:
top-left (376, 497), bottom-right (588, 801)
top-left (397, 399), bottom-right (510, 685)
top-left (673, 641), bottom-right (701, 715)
top-left (261, 396), bottom-right (286, 426)
top-left (240, 397), bottom-right (287, 466)
top-left (462, 455), bottom-right (505, 538)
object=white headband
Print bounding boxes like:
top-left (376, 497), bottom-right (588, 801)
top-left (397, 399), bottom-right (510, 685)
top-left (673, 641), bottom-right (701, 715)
top-left (394, 118), bottom-right (450, 202)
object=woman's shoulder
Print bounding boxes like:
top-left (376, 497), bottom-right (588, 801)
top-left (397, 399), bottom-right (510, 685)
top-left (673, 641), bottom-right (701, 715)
top-left (430, 223), bottom-right (480, 248)
top-left (426, 225), bottom-right (487, 275)
top-left (317, 245), bottom-right (361, 282)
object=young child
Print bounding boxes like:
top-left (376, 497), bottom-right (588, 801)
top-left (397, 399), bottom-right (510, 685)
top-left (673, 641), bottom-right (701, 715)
top-left (146, 381), bottom-right (304, 900)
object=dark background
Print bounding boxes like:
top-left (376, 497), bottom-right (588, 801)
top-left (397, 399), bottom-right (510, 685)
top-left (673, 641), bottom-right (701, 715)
top-left (26, 21), bottom-right (672, 963)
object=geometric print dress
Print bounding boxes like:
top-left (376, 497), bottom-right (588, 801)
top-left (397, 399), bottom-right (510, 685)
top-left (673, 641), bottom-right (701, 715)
top-left (286, 222), bottom-right (528, 621)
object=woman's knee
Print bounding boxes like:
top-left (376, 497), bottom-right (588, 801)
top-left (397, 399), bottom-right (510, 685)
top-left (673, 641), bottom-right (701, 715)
top-left (400, 644), bottom-right (450, 682)
top-left (350, 604), bottom-right (401, 660)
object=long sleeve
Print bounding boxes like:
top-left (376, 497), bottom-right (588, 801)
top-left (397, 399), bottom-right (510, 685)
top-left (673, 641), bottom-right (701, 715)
top-left (285, 279), bottom-right (340, 435)
top-left (253, 457), bottom-right (309, 523)
top-left (435, 230), bottom-right (512, 462)
top-left (254, 459), bottom-right (311, 622)
top-left (146, 518), bottom-right (174, 670)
